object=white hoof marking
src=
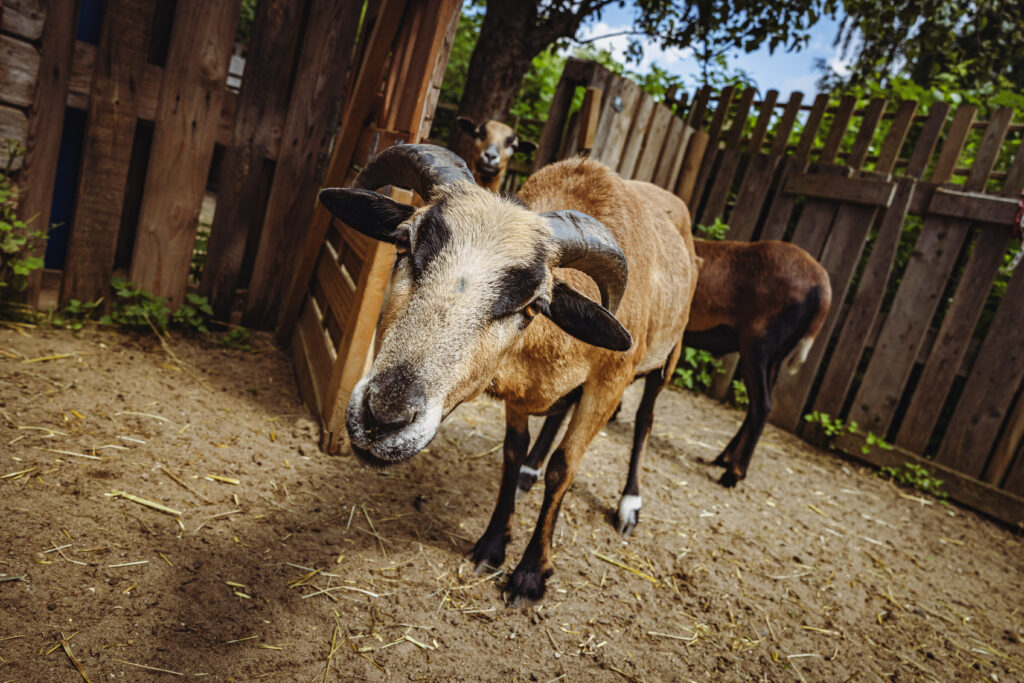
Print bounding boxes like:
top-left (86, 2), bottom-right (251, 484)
top-left (617, 494), bottom-right (642, 534)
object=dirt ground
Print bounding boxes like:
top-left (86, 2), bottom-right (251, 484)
top-left (1, 325), bottom-right (1022, 682)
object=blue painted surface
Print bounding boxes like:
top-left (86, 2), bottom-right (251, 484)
top-left (43, 0), bottom-right (105, 269)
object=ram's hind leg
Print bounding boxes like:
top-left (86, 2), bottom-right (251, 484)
top-left (472, 406), bottom-right (529, 572)
top-left (506, 379), bottom-right (627, 603)
top-left (617, 342), bottom-right (681, 534)
top-left (516, 411), bottom-right (567, 498)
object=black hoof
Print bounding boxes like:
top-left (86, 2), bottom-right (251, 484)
top-left (471, 532), bottom-right (508, 572)
top-left (717, 468), bottom-right (743, 488)
top-left (506, 565), bottom-right (551, 604)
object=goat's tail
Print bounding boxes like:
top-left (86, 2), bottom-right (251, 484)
top-left (786, 336), bottom-right (816, 375)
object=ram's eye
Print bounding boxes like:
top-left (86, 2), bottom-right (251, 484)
top-left (523, 301), bottom-right (542, 319)
top-left (395, 232), bottom-right (411, 255)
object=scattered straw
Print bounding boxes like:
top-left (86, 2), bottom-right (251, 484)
top-left (112, 658), bottom-right (184, 676)
top-left (206, 474), bottom-right (240, 485)
top-left (58, 632), bottom-right (91, 682)
top-left (22, 353), bottom-right (74, 363)
top-left (107, 560), bottom-right (149, 568)
top-left (0, 575), bottom-right (26, 583)
top-left (114, 411), bottom-right (171, 423)
top-left (1, 467), bottom-right (37, 480)
top-left (160, 467), bottom-right (212, 503)
top-left (106, 491), bottom-right (181, 517)
top-left (194, 509), bottom-right (243, 533)
top-left (35, 447), bottom-right (102, 461)
top-left (591, 551), bottom-right (658, 586)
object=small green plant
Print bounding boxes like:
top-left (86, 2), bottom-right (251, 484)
top-left (673, 346), bottom-right (724, 392)
top-left (730, 379), bottom-right (749, 409)
top-left (49, 298), bottom-right (102, 330)
top-left (172, 292), bottom-right (213, 333)
top-left (879, 462), bottom-right (948, 500)
top-left (803, 410), bottom-right (894, 455)
top-left (695, 217), bottom-right (729, 241)
top-left (218, 326), bottom-right (253, 351)
top-left (100, 278), bottom-right (212, 334)
top-left (0, 140), bottom-right (46, 295)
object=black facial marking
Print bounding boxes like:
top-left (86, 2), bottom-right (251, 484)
top-left (412, 203), bottom-right (451, 280)
top-left (489, 253), bottom-right (546, 319)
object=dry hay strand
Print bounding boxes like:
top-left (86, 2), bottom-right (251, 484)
top-left (592, 551), bottom-right (659, 586)
top-left (112, 658), bottom-right (185, 676)
top-left (105, 490), bottom-right (181, 517)
top-left (55, 632), bottom-right (90, 683)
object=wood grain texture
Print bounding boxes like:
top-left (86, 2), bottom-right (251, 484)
top-left (276, 0), bottom-right (409, 340)
top-left (0, 33), bottom-right (39, 107)
top-left (632, 104), bottom-right (672, 182)
top-left (244, 0), bottom-right (364, 328)
top-left (60, 0), bottom-right (155, 305)
top-left (846, 107), bottom-right (1006, 439)
top-left (201, 0), bottom-right (308, 319)
top-left (1, 0), bottom-right (45, 40)
top-left (616, 93), bottom-right (654, 178)
top-left (19, 0), bottom-right (80, 305)
top-left (128, 0), bottom-right (239, 307)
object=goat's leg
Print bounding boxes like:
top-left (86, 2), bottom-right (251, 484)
top-left (472, 407), bottom-right (529, 572)
top-left (506, 382), bottom-right (624, 603)
top-left (718, 344), bottom-right (769, 487)
top-left (516, 411), bottom-right (567, 498)
top-left (616, 344), bottom-right (680, 534)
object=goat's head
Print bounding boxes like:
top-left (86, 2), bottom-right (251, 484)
top-left (456, 118), bottom-right (536, 184)
top-left (319, 144), bottom-right (631, 466)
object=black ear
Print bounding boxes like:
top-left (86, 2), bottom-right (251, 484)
top-left (456, 117), bottom-right (479, 136)
top-left (318, 187), bottom-right (415, 243)
top-left (516, 139), bottom-right (537, 154)
top-left (544, 281), bottom-right (632, 351)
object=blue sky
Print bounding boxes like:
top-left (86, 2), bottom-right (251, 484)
top-left (576, 5), bottom-right (852, 99)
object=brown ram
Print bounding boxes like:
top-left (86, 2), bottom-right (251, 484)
top-left (318, 144), bottom-right (698, 601)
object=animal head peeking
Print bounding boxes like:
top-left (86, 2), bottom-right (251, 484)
top-left (318, 144), bottom-right (630, 466)
top-left (456, 118), bottom-right (537, 191)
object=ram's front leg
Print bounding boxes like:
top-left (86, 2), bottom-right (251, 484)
top-left (506, 385), bottom-right (621, 603)
top-left (472, 406), bottom-right (529, 572)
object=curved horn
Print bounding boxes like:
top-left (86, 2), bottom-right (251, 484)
top-left (542, 210), bottom-right (628, 315)
top-left (353, 144), bottom-right (474, 196)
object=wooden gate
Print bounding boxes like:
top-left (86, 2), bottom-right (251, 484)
top-left (276, 0), bottom-right (461, 453)
top-left (538, 61), bottom-right (1024, 526)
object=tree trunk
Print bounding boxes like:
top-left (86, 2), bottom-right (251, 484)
top-left (449, 2), bottom-right (538, 165)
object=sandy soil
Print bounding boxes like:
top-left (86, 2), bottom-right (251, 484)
top-left (1, 325), bottom-right (1022, 682)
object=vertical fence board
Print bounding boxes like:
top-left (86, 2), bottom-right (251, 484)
top-left (201, 0), bottom-right (309, 319)
top-left (897, 120), bottom-right (1023, 453)
top-left (277, 0), bottom-right (408, 340)
top-left (19, 0), bottom-right (80, 304)
top-left (689, 85), bottom-right (735, 208)
top-left (652, 115), bottom-right (686, 189)
top-left (697, 88), bottom-right (755, 225)
top-left (759, 93), bottom-right (829, 241)
top-left (244, 0), bottom-right (363, 328)
top-left (934, 259), bottom-right (1024, 477)
top-left (847, 106), bottom-right (1006, 438)
top-left (129, 0), bottom-right (239, 307)
top-left (633, 104), bottom-right (672, 182)
top-left (985, 382), bottom-right (1024, 487)
top-left (60, 0), bottom-right (154, 305)
top-left (616, 92), bottom-right (655, 178)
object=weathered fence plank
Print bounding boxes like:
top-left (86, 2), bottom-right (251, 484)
top-left (244, 0), bottom-right (364, 328)
top-left (633, 104), bottom-right (672, 182)
top-left (60, 0), bottom-right (155, 305)
top-left (201, 0), bottom-right (309, 320)
top-left (616, 92), bottom-right (655, 178)
top-left (18, 0), bottom-right (79, 304)
top-left (846, 106), bottom-right (1005, 438)
top-left (129, 1), bottom-right (239, 307)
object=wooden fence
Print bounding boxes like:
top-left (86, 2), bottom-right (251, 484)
top-left (276, 0), bottom-right (461, 453)
top-left (0, 0), bottom-right (403, 328)
top-left (538, 59), bottom-right (1024, 526)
